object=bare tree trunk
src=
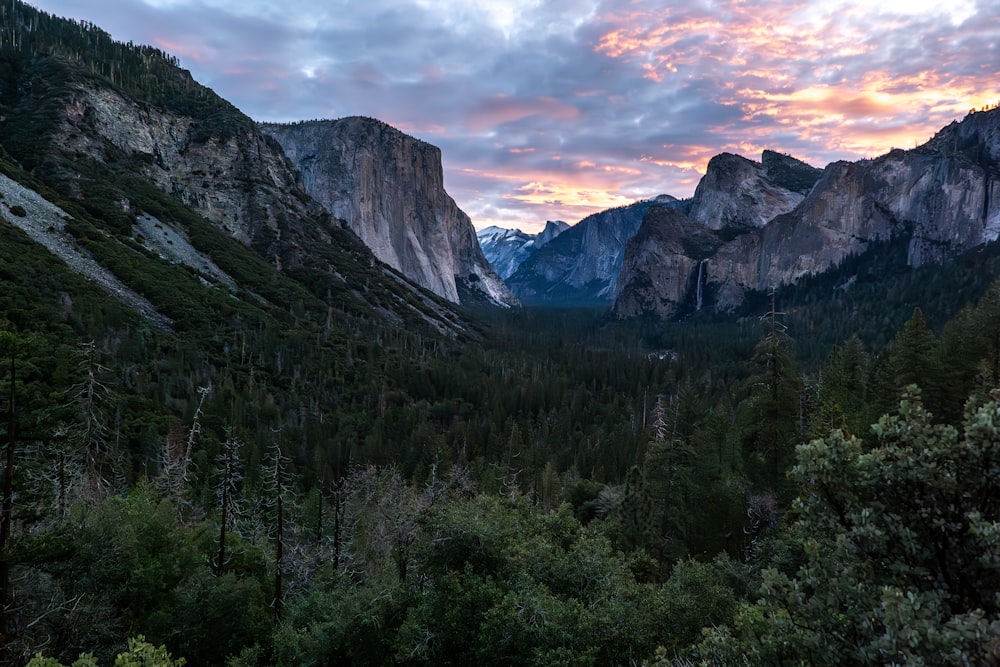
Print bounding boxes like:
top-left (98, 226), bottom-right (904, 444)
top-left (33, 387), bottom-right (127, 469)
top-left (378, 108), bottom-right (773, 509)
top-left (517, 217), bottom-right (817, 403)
top-left (0, 347), bottom-right (14, 650)
top-left (332, 484), bottom-right (343, 570)
top-left (214, 434), bottom-right (240, 576)
top-left (274, 493), bottom-right (283, 624)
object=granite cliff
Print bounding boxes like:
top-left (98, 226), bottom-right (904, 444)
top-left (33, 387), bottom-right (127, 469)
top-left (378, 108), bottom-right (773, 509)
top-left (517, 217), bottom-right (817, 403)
top-left (56, 85), bottom-right (311, 252)
top-left (614, 109), bottom-right (1000, 319)
top-left (686, 150), bottom-right (821, 230)
top-left (260, 118), bottom-right (517, 307)
top-left (612, 206), bottom-right (723, 319)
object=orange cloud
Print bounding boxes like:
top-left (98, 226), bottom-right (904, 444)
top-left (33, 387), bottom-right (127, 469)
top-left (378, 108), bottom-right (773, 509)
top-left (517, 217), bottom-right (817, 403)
top-left (590, 1), bottom-right (1000, 169)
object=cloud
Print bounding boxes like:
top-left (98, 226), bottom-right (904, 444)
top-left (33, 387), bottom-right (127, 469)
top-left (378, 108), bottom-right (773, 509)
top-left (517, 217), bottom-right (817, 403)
top-left (28, 0), bottom-right (1000, 233)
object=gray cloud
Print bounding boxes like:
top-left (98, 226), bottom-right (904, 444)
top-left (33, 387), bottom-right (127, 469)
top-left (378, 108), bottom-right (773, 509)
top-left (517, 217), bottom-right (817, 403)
top-left (28, 0), bottom-right (1000, 232)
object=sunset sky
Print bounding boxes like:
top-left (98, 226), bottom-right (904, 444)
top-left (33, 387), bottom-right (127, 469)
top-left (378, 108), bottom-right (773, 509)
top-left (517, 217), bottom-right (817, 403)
top-left (28, 0), bottom-right (1000, 233)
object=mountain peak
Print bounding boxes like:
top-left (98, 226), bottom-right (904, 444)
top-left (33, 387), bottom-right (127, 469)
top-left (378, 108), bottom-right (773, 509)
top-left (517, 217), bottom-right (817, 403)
top-left (476, 222), bottom-right (571, 281)
top-left (687, 150), bottom-right (816, 230)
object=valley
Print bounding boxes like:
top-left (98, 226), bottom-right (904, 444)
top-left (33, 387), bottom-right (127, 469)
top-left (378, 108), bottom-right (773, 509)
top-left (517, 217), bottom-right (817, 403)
top-left (1, 2), bottom-right (1000, 664)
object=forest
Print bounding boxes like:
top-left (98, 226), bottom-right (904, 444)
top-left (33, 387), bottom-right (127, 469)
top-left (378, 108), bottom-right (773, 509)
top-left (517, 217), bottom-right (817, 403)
top-left (1, 1), bottom-right (1000, 664)
top-left (3, 242), bottom-right (1000, 666)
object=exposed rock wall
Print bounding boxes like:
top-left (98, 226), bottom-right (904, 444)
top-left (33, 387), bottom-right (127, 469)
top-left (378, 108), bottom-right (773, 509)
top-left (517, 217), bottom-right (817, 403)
top-left (260, 118), bottom-right (517, 307)
top-left (612, 206), bottom-right (722, 319)
top-left (58, 85), bottom-right (322, 252)
top-left (686, 151), bottom-right (820, 230)
top-left (614, 110), bottom-right (1000, 319)
top-left (43, 81), bottom-right (476, 334)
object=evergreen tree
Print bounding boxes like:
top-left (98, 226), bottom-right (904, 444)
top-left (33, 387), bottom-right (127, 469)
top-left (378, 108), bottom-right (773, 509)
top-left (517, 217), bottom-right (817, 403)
top-left (810, 335), bottom-right (869, 439)
top-left (893, 307), bottom-right (937, 392)
top-left (701, 389), bottom-right (1000, 664)
top-left (737, 293), bottom-right (803, 496)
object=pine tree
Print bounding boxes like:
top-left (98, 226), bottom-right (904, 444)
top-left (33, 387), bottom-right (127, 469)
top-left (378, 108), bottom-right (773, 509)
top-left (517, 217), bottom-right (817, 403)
top-left (810, 335), bottom-right (869, 439)
top-left (738, 292), bottom-right (803, 495)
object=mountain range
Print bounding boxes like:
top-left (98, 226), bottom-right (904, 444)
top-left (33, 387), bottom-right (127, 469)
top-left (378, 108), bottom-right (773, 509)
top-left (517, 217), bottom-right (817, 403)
top-left (494, 114), bottom-right (1000, 319)
top-left (612, 112), bottom-right (1000, 319)
top-left (503, 194), bottom-right (686, 306)
top-left (3, 0), bottom-right (999, 331)
top-left (476, 220), bottom-right (569, 280)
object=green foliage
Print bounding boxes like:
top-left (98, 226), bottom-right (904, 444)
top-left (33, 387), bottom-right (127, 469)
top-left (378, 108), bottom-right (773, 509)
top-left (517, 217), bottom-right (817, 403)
top-left (29, 636), bottom-right (185, 667)
top-left (698, 390), bottom-right (1000, 664)
top-left (810, 335), bottom-right (869, 439)
top-left (736, 307), bottom-right (803, 497)
top-left (274, 494), bottom-right (737, 667)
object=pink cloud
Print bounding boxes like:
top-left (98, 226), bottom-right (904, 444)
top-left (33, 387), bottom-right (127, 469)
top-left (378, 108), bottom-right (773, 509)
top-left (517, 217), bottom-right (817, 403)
top-left (152, 35), bottom-right (215, 64)
top-left (466, 94), bottom-right (580, 132)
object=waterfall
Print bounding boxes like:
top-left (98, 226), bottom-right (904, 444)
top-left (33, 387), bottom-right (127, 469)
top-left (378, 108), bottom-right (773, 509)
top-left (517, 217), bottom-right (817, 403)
top-left (695, 259), bottom-right (706, 311)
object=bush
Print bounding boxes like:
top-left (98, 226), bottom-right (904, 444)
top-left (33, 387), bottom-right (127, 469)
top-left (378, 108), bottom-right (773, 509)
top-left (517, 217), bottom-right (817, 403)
top-left (9, 204), bottom-right (26, 217)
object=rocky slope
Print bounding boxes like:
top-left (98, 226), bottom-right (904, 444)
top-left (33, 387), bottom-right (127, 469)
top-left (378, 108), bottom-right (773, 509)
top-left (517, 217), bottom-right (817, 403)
top-left (477, 220), bottom-right (569, 280)
top-left (0, 172), bottom-right (172, 329)
top-left (506, 195), bottom-right (684, 306)
top-left (260, 118), bottom-right (517, 307)
top-left (614, 109), bottom-right (1000, 319)
top-left (57, 84), bottom-right (311, 251)
top-left (0, 25), bottom-right (475, 336)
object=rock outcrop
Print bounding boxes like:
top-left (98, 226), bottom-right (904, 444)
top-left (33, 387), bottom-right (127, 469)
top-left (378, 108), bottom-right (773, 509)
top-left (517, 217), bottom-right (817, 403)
top-left (612, 206), bottom-right (723, 319)
top-left (614, 109), bottom-right (1000, 319)
top-left (686, 150), bottom-right (821, 230)
top-left (57, 85), bottom-right (319, 253)
top-left (506, 195), bottom-right (684, 306)
top-left (260, 118), bottom-right (518, 307)
top-left (477, 220), bottom-right (569, 280)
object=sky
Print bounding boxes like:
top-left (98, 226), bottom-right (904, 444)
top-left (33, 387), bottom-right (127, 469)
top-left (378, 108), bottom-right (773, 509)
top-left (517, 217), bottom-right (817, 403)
top-left (27, 0), bottom-right (1000, 233)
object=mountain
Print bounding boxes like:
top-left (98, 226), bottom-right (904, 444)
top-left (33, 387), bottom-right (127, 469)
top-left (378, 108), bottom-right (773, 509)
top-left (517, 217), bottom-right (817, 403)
top-left (614, 110), bottom-right (1000, 319)
top-left (476, 220), bottom-right (570, 280)
top-left (0, 3), bottom-right (475, 336)
top-left (506, 195), bottom-right (684, 306)
top-left (260, 118), bottom-right (518, 308)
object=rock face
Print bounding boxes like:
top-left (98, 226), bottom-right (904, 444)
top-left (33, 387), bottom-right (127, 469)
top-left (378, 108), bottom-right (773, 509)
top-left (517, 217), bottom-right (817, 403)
top-left (57, 85), bottom-right (319, 252)
top-left (687, 150), bottom-right (822, 230)
top-left (612, 206), bottom-right (723, 319)
top-left (260, 118), bottom-right (517, 307)
top-left (506, 195), bottom-right (684, 306)
top-left (614, 109), bottom-right (1000, 319)
top-left (477, 220), bottom-right (570, 280)
top-left (27, 68), bottom-right (474, 335)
